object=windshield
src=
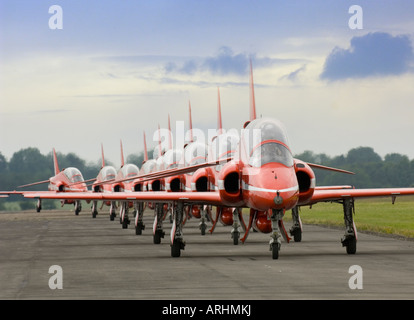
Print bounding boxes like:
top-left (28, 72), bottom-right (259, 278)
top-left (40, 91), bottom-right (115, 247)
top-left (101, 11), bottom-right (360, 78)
top-left (248, 142), bottom-right (293, 167)
top-left (64, 167), bottom-right (84, 183)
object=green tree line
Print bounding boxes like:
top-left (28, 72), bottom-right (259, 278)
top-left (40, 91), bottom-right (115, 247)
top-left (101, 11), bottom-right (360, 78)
top-left (295, 147), bottom-right (414, 188)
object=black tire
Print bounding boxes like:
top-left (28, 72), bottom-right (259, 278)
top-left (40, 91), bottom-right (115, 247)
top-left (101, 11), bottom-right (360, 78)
top-left (153, 231), bottom-right (162, 244)
top-left (171, 240), bottom-right (181, 257)
top-left (293, 229), bottom-right (302, 242)
top-left (233, 232), bottom-right (239, 245)
top-left (135, 222), bottom-right (144, 235)
top-left (272, 243), bottom-right (279, 260)
top-left (346, 237), bottom-right (357, 254)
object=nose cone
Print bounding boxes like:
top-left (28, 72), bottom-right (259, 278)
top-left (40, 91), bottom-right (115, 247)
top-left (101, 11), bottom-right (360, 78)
top-left (242, 163), bottom-right (299, 211)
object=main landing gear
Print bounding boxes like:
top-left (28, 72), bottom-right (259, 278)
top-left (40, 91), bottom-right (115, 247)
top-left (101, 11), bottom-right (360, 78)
top-left (289, 206), bottom-right (302, 242)
top-left (134, 202), bottom-right (145, 235)
top-left (341, 198), bottom-right (357, 254)
top-left (171, 201), bottom-right (185, 257)
top-left (153, 203), bottom-right (165, 244)
top-left (74, 200), bottom-right (82, 216)
top-left (119, 202), bottom-right (131, 229)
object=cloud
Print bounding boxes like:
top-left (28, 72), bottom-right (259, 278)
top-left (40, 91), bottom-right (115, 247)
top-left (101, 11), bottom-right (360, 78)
top-left (279, 65), bottom-right (307, 81)
top-left (202, 47), bottom-right (249, 75)
top-left (164, 46), bottom-right (249, 76)
top-left (320, 32), bottom-right (414, 81)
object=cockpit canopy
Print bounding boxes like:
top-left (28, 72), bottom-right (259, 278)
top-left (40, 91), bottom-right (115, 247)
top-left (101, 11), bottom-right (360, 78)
top-left (210, 132), bottom-right (240, 160)
top-left (141, 159), bottom-right (156, 174)
top-left (184, 142), bottom-right (208, 166)
top-left (243, 118), bottom-right (293, 168)
top-left (63, 167), bottom-right (84, 183)
top-left (101, 166), bottom-right (116, 181)
top-left (120, 164), bottom-right (139, 179)
top-left (163, 149), bottom-right (183, 170)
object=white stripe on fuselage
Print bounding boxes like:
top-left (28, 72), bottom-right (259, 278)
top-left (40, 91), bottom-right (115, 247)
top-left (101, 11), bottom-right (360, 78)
top-left (241, 181), bottom-right (299, 193)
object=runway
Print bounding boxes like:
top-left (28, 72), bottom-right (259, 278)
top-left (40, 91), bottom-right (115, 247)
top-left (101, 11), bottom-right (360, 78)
top-left (0, 208), bottom-right (413, 300)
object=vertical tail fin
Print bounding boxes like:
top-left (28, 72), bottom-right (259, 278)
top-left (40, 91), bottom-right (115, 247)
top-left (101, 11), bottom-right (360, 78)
top-left (217, 87), bottom-right (223, 135)
top-left (52, 148), bottom-right (60, 175)
top-left (168, 114), bottom-right (173, 150)
top-left (188, 100), bottom-right (194, 143)
top-left (101, 143), bottom-right (106, 168)
top-left (120, 140), bottom-right (125, 168)
top-left (249, 58), bottom-right (257, 121)
top-left (143, 131), bottom-right (148, 162)
top-left (157, 124), bottom-right (163, 156)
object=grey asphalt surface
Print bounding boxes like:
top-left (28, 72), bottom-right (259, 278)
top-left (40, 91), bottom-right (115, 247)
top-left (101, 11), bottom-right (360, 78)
top-left (0, 207), bottom-right (413, 300)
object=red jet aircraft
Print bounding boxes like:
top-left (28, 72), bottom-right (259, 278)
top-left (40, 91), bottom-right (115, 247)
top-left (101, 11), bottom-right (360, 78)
top-left (13, 148), bottom-right (88, 214)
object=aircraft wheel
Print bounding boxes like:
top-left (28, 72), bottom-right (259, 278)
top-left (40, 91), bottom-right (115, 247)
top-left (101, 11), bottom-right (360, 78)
top-left (122, 219), bottom-right (128, 229)
top-left (292, 228), bottom-right (302, 242)
top-left (200, 224), bottom-right (206, 236)
top-left (110, 213), bottom-right (115, 221)
top-left (153, 230), bottom-right (163, 244)
top-left (346, 237), bottom-right (357, 254)
top-left (232, 231), bottom-right (239, 245)
top-left (171, 240), bottom-right (181, 257)
top-left (271, 243), bottom-right (280, 260)
top-left (135, 222), bottom-right (145, 235)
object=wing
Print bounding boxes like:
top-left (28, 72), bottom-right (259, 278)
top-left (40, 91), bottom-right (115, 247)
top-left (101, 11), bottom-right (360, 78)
top-left (309, 187), bottom-right (414, 205)
top-left (18, 190), bottom-right (224, 206)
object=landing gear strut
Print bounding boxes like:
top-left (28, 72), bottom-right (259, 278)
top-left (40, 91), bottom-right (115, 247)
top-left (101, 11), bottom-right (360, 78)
top-left (36, 199), bottom-right (42, 213)
top-left (120, 202), bottom-right (130, 229)
top-left (199, 206), bottom-right (207, 236)
top-left (341, 198), bottom-right (357, 254)
top-left (91, 201), bottom-right (98, 218)
top-left (74, 200), bottom-right (82, 216)
top-left (231, 208), bottom-right (241, 245)
top-left (109, 202), bottom-right (116, 221)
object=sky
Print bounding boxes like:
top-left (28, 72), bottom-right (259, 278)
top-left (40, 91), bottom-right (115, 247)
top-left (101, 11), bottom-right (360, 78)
top-left (1, 0), bottom-right (414, 169)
